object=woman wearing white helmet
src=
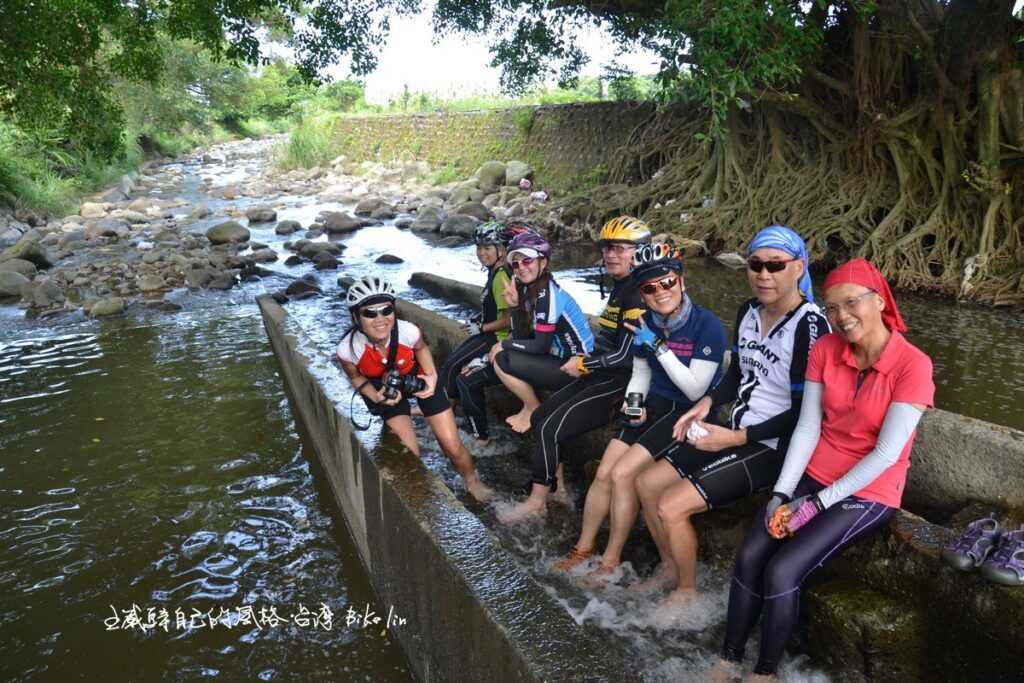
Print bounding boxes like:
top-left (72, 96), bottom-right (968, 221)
top-left (336, 276), bottom-right (492, 501)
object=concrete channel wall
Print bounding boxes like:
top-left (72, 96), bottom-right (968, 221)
top-left (410, 271), bottom-right (1024, 511)
top-left (257, 295), bottom-right (634, 683)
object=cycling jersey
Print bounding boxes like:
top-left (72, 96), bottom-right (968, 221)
top-left (639, 304), bottom-right (727, 405)
top-left (712, 298), bottom-right (827, 451)
top-left (336, 320), bottom-right (419, 379)
top-left (505, 278), bottom-right (594, 358)
top-left (482, 265), bottom-right (512, 342)
top-left (582, 276), bottom-right (644, 372)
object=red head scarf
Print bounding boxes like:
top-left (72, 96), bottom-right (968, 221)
top-left (822, 258), bottom-right (907, 333)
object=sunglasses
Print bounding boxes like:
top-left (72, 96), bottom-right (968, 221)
top-left (601, 244), bottom-right (636, 256)
top-left (511, 257), bottom-right (536, 270)
top-left (359, 305), bottom-right (394, 319)
top-left (639, 276), bottom-right (679, 295)
top-left (747, 257), bottom-right (800, 273)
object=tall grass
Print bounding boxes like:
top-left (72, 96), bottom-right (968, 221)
top-left (271, 116), bottom-right (337, 170)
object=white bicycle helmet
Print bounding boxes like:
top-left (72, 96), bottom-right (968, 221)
top-left (345, 275), bottom-right (396, 310)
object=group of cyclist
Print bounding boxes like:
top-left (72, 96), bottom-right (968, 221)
top-left (334, 216), bottom-right (934, 682)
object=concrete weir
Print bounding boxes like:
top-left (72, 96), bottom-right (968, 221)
top-left (256, 295), bottom-right (633, 683)
top-left (261, 276), bottom-right (1024, 682)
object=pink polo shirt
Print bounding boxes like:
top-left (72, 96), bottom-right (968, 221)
top-left (805, 331), bottom-right (935, 508)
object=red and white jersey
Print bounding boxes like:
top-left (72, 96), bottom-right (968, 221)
top-left (335, 320), bottom-right (420, 379)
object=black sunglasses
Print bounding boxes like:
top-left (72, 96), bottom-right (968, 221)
top-left (359, 305), bottom-right (394, 319)
top-left (747, 257), bottom-right (800, 273)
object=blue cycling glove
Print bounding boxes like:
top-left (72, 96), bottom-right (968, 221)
top-left (632, 324), bottom-right (661, 352)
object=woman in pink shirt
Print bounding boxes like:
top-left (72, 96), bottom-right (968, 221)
top-left (710, 258), bottom-right (935, 682)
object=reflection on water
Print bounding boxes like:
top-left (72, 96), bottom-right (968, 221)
top-left (0, 309), bottom-right (410, 682)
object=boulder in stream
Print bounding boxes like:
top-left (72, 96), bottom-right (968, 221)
top-left (206, 221), bottom-right (250, 245)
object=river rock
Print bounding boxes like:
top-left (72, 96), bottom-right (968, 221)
top-left (0, 226), bottom-right (23, 248)
top-left (0, 271), bottom-right (29, 298)
top-left (319, 185), bottom-right (351, 202)
top-left (206, 221), bottom-right (250, 245)
top-left (321, 212), bottom-right (362, 234)
top-left (185, 268), bottom-right (214, 289)
top-left (275, 220), bottom-right (301, 235)
top-left (0, 258), bottom-right (37, 278)
top-left (448, 186), bottom-right (475, 205)
top-left (80, 202), bottom-right (108, 219)
top-left (403, 161), bottom-right (430, 180)
top-left (299, 241), bottom-right (344, 259)
top-left (476, 161), bottom-right (507, 193)
top-left (142, 251), bottom-right (163, 264)
top-left (375, 254), bottom-right (404, 264)
top-left (505, 160), bottom-right (533, 186)
top-left (114, 210), bottom-right (152, 224)
top-left (137, 274), bottom-right (166, 293)
top-left (23, 278), bottom-right (64, 308)
top-left (453, 202), bottom-right (491, 221)
top-left (58, 231), bottom-right (85, 250)
top-left (370, 206), bottom-right (396, 220)
top-left (0, 231), bottom-right (53, 268)
top-left (246, 205), bottom-right (277, 223)
top-left (251, 248), bottom-right (278, 263)
top-left (411, 207), bottom-right (446, 232)
top-left (207, 272), bottom-right (236, 290)
top-left (189, 202), bottom-right (212, 219)
top-left (285, 278), bottom-right (321, 296)
top-left (354, 196), bottom-right (389, 216)
top-left (312, 253), bottom-right (339, 270)
top-left (714, 252), bottom-right (747, 269)
top-left (98, 187), bottom-right (127, 203)
top-left (85, 218), bottom-right (130, 240)
top-left (284, 255), bottom-right (302, 266)
top-left (394, 216), bottom-right (414, 229)
top-left (440, 214), bottom-right (481, 237)
top-left (90, 297), bottom-right (125, 317)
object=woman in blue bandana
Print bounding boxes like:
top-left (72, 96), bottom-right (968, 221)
top-left (556, 241), bottom-right (728, 583)
top-left (626, 225), bottom-right (828, 615)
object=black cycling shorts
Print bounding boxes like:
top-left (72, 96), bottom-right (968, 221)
top-left (616, 392), bottom-right (689, 457)
top-left (495, 349), bottom-right (574, 392)
top-left (362, 376), bottom-right (451, 421)
top-left (661, 440), bottom-right (783, 510)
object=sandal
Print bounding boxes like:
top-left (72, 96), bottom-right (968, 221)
top-left (553, 546), bottom-right (593, 572)
top-left (979, 527), bottom-right (1024, 587)
top-left (941, 513), bottom-right (1001, 572)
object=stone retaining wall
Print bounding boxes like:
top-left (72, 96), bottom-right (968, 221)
top-left (328, 102), bottom-right (655, 192)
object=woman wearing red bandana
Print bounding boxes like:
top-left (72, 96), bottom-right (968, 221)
top-left (710, 259), bottom-right (935, 682)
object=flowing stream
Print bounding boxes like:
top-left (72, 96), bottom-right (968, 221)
top-left (3, 137), bottom-right (1023, 682)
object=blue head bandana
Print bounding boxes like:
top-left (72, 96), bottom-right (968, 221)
top-left (748, 225), bottom-right (814, 302)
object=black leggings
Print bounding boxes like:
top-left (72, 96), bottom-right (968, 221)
top-left (436, 332), bottom-right (496, 402)
top-left (528, 372), bottom-right (628, 487)
top-left (495, 349), bottom-right (574, 392)
top-left (722, 473), bottom-right (895, 674)
top-left (455, 364), bottom-right (502, 440)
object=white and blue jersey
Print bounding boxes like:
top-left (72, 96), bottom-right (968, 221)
top-left (533, 280), bottom-right (594, 358)
top-left (640, 304), bottom-right (727, 405)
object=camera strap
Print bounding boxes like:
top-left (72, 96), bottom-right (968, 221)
top-left (385, 322), bottom-right (400, 369)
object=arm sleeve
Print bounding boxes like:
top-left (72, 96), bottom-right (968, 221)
top-left (772, 380), bottom-right (824, 497)
top-left (655, 353), bottom-right (720, 401)
top-left (744, 311), bottom-right (823, 444)
top-left (502, 330), bottom-right (554, 355)
top-left (816, 403), bottom-right (924, 508)
top-left (626, 355), bottom-right (653, 398)
top-left (583, 305), bottom-right (645, 370)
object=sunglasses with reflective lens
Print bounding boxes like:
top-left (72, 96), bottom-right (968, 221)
top-left (639, 276), bottom-right (679, 295)
top-left (747, 257), bottom-right (800, 273)
top-left (359, 305), bottom-right (394, 319)
top-left (511, 257), bottom-right (536, 270)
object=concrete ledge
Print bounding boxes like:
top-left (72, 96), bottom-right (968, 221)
top-left (257, 295), bottom-right (633, 683)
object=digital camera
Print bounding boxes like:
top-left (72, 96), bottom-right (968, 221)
top-left (383, 368), bottom-right (425, 400)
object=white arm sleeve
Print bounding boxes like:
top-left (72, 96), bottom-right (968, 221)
top-left (654, 350), bottom-right (719, 402)
top-left (773, 381), bottom-right (824, 497)
top-left (626, 356), bottom-right (653, 399)
top-left (816, 402), bottom-right (924, 509)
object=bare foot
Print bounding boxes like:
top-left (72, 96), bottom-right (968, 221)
top-left (706, 658), bottom-right (741, 683)
top-left (658, 588), bottom-right (698, 610)
top-left (550, 484), bottom-right (572, 507)
top-left (466, 477), bottom-right (494, 503)
top-left (627, 564), bottom-right (677, 594)
top-left (505, 409), bottom-right (533, 433)
top-left (579, 562), bottom-right (620, 588)
top-left (743, 674), bottom-right (776, 683)
top-left (497, 498), bottom-right (546, 524)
